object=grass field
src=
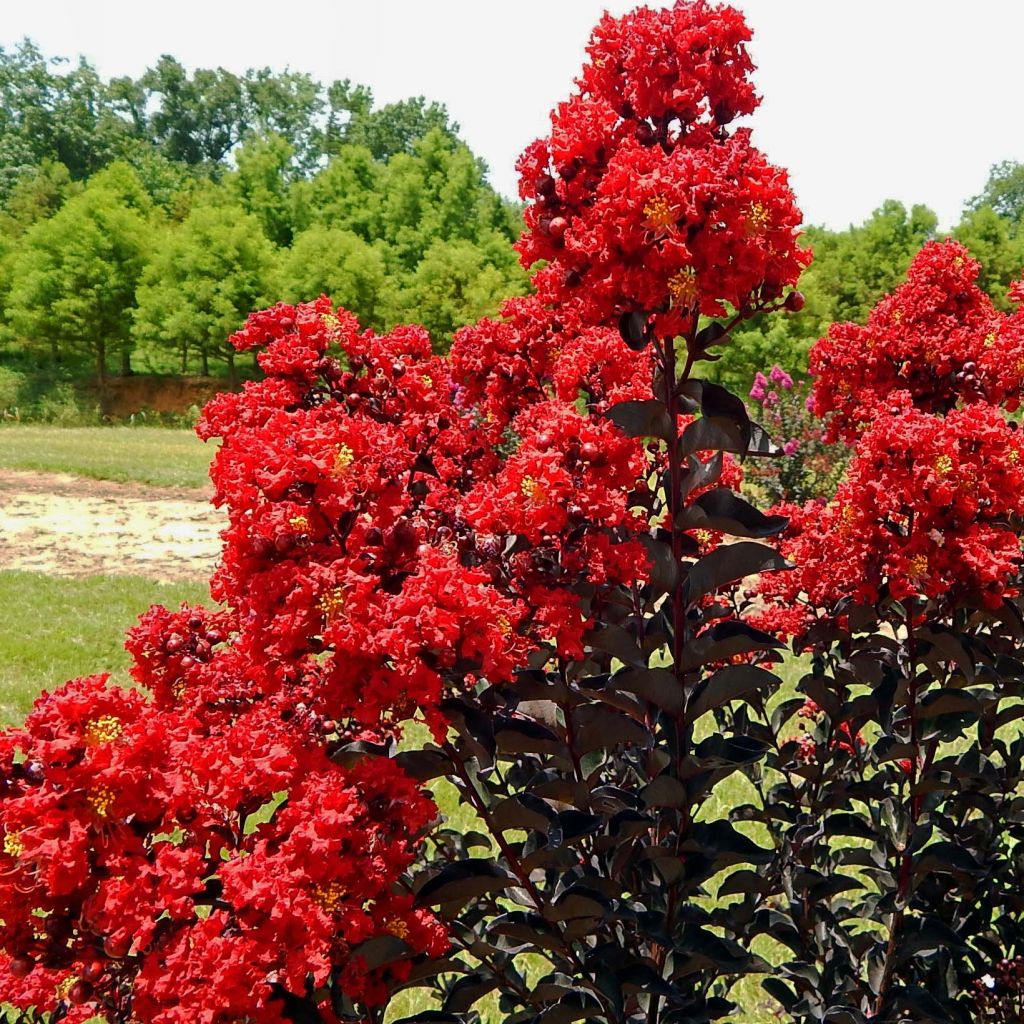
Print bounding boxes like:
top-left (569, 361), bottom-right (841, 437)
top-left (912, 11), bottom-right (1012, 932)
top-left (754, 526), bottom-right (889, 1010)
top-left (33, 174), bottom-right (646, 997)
top-left (0, 425), bottom-right (214, 489)
top-left (0, 570), bottom-right (210, 724)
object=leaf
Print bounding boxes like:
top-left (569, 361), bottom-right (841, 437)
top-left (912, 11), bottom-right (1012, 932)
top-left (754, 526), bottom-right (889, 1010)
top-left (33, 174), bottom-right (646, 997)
top-left (686, 820), bottom-right (772, 866)
top-left (487, 911), bottom-right (563, 952)
top-left (494, 716), bottom-right (566, 756)
top-left (679, 620), bottom-right (784, 672)
top-left (680, 450), bottom-right (724, 499)
top-left (639, 532), bottom-right (679, 596)
top-left (688, 664), bottom-right (776, 719)
top-left (641, 775), bottom-right (688, 808)
top-left (492, 794), bottom-right (555, 833)
top-left (685, 542), bottom-right (791, 603)
top-left (588, 623), bottom-right (645, 667)
top-left (919, 689), bottom-right (981, 717)
top-left (920, 628), bottom-right (976, 682)
top-left (618, 310), bottom-right (650, 350)
top-left (679, 415), bottom-right (748, 457)
top-left (694, 733), bottom-right (769, 766)
top-left (614, 666), bottom-right (683, 714)
top-left (678, 488), bottom-right (789, 539)
top-left (350, 935), bottom-right (410, 970)
top-left (395, 747), bottom-right (452, 781)
top-left (442, 973), bottom-right (499, 1013)
top-left (415, 860), bottom-right (514, 908)
top-left (606, 399), bottom-right (673, 440)
top-left (695, 321), bottom-right (727, 351)
top-left (537, 992), bottom-right (604, 1024)
top-left (573, 704), bottom-right (649, 753)
top-left (717, 869), bottom-right (769, 898)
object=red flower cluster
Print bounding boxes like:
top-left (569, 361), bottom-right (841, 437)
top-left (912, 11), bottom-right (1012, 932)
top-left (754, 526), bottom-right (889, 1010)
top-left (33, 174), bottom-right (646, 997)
top-left (515, 1), bottom-right (809, 335)
top-left (755, 399), bottom-right (1024, 629)
top-left (0, 672), bottom-right (445, 1023)
top-left (198, 297), bottom-right (652, 725)
top-left (811, 240), bottom-right (1024, 441)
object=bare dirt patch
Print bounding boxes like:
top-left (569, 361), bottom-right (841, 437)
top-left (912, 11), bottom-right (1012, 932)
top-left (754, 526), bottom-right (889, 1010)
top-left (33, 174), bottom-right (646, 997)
top-left (0, 469), bottom-right (223, 581)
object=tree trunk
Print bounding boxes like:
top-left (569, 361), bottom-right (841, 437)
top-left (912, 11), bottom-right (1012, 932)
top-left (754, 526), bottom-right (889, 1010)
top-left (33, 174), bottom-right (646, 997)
top-left (181, 342), bottom-right (189, 375)
top-left (120, 343), bottom-right (133, 377)
top-left (96, 340), bottom-right (106, 384)
top-left (200, 345), bottom-right (209, 377)
top-left (227, 349), bottom-right (237, 389)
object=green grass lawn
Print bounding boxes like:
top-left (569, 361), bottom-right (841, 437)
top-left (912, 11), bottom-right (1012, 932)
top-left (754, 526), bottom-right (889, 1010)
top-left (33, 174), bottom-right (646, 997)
top-left (0, 425), bottom-right (214, 489)
top-left (0, 570), bottom-right (210, 724)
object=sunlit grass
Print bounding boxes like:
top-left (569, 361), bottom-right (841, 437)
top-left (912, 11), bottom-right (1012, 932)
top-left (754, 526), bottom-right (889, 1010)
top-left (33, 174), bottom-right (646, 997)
top-left (0, 425), bottom-right (214, 489)
top-left (0, 570), bottom-right (210, 724)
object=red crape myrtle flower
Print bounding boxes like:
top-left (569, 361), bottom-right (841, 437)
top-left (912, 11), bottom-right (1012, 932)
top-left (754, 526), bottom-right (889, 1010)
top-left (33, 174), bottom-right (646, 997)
top-left (811, 240), bottom-right (1024, 441)
top-left (198, 297), bottom-right (654, 731)
top-left (0, 672), bottom-right (445, 1023)
top-left (515, 1), bottom-right (809, 336)
top-left (752, 399), bottom-right (1024, 634)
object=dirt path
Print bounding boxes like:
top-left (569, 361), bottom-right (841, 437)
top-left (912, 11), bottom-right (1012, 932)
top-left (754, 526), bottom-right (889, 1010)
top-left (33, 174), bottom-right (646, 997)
top-left (0, 469), bottom-right (223, 581)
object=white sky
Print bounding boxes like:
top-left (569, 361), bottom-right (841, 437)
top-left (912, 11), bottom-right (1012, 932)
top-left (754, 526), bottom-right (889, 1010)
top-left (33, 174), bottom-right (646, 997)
top-left (3, 0), bottom-right (1022, 230)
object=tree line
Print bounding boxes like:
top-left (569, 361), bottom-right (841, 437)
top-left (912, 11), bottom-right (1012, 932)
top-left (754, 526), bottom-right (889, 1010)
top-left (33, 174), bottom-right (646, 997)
top-left (0, 40), bottom-right (526, 389)
top-left (0, 39), bottom-right (1022, 406)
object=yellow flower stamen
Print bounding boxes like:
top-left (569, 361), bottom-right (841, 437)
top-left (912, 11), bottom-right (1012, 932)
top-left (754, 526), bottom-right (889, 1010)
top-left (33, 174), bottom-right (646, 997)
top-left (56, 976), bottom-right (78, 1001)
top-left (312, 882), bottom-right (348, 913)
top-left (520, 476), bottom-right (545, 503)
top-left (88, 785), bottom-right (116, 820)
top-left (643, 194), bottom-right (678, 233)
top-left (332, 444), bottom-right (355, 477)
top-left (496, 614), bottom-right (512, 636)
top-left (694, 529), bottom-right (714, 546)
top-left (421, 375), bottom-right (434, 388)
top-left (385, 918), bottom-right (410, 940)
top-left (836, 504), bottom-right (857, 537)
top-left (744, 201), bottom-right (770, 236)
top-left (318, 587), bottom-right (347, 622)
top-left (909, 554), bottom-right (929, 580)
top-left (985, 332), bottom-right (996, 349)
top-left (667, 267), bottom-right (698, 307)
top-left (84, 715), bottom-right (123, 746)
top-left (289, 515), bottom-right (310, 532)
top-left (934, 454), bottom-right (953, 476)
top-left (4, 831), bottom-right (24, 858)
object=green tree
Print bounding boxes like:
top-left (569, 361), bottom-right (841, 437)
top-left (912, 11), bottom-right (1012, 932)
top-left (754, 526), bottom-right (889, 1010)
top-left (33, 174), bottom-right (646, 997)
top-left (280, 225), bottom-right (388, 329)
top-left (386, 238), bottom-right (526, 345)
top-left (293, 144), bottom-right (382, 239)
top-left (952, 205), bottom-right (1024, 308)
top-left (227, 133), bottom-right (296, 246)
top-left (968, 161), bottom-right (1024, 225)
top-left (4, 164), bottom-right (152, 378)
top-left (343, 96), bottom-right (456, 161)
top-left (378, 128), bottom-right (520, 269)
top-left (142, 57), bottom-right (249, 167)
top-left (133, 202), bottom-right (277, 381)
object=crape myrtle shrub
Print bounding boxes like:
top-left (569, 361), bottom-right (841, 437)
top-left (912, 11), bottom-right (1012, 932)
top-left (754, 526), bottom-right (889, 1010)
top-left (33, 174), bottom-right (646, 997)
top-left (1, 6), bottom-right (1023, 1024)
top-left (749, 241), bottom-right (1024, 1023)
